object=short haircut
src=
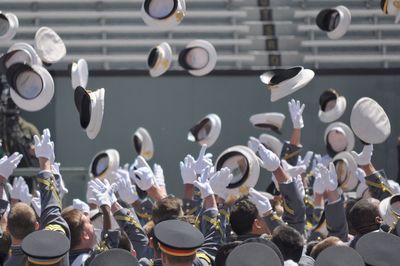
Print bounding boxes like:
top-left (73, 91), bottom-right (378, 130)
top-left (215, 241), bottom-right (242, 266)
top-left (271, 225), bottom-right (304, 263)
top-left (310, 236), bottom-right (343, 259)
top-left (7, 203), bottom-right (36, 240)
top-left (118, 230), bottom-right (133, 252)
top-left (305, 241), bottom-right (319, 256)
top-left (348, 198), bottom-right (380, 235)
top-left (152, 196), bottom-right (183, 224)
top-left (230, 197), bottom-right (257, 236)
top-left (62, 208), bottom-right (84, 249)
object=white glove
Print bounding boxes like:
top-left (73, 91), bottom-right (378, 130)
top-left (33, 128), bottom-right (55, 162)
top-left (351, 145), bottom-right (373, 166)
top-left (258, 144), bottom-right (280, 172)
top-left (193, 144), bottom-right (213, 175)
top-left (209, 167), bottom-right (233, 200)
top-left (288, 99), bottom-right (305, 129)
top-left (180, 155), bottom-right (197, 184)
top-left (355, 168), bottom-right (366, 184)
top-left (10, 176), bottom-right (23, 200)
top-left (318, 163), bottom-right (338, 191)
top-left (86, 181), bottom-right (97, 205)
top-left (248, 188), bottom-right (272, 215)
top-left (297, 151), bottom-right (313, 169)
top-left (193, 166), bottom-right (214, 199)
top-left (313, 169), bottom-right (325, 195)
top-left (89, 179), bottom-right (117, 207)
top-left (133, 167), bottom-right (155, 191)
top-left (51, 162), bottom-right (68, 199)
top-left (0, 153), bottom-right (23, 179)
top-left (247, 137), bottom-right (261, 153)
top-left (281, 160), bottom-right (306, 178)
top-left (31, 191), bottom-right (41, 216)
top-left (115, 169), bottom-right (139, 204)
top-left (153, 164), bottom-right (165, 187)
top-left (19, 179), bottom-right (33, 204)
top-left (73, 199), bottom-right (90, 214)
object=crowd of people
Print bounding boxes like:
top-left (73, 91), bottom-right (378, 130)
top-left (0, 96), bottom-right (398, 266)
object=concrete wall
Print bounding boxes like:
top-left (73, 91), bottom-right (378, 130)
top-left (21, 72), bottom-right (400, 201)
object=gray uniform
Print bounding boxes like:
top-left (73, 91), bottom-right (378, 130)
top-left (280, 181), bottom-right (306, 234)
top-left (4, 246), bottom-right (25, 266)
top-left (365, 170), bottom-right (393, 201)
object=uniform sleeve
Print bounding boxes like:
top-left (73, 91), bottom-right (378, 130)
top-left (182, 198), bottom-right (202, 217)
top-left (262, 211), bottom-right (285, 232)
top-left (325, 198), bottom-right (348, 241)
top-left (37, 171), bottom-right (70, 238)
top-left (197, 208), bottom-right (222, 264)
top-left (217, 204), bottom-right (231, 242)
top-left (134, 199), bottom-right (154, 226)
top-left (113, 207), bottom-right (149, 259)
top-left (279, 181), bottom-right (306, 234)
top-left (280, 142), bottom-right (302, 166)
top-left (365, 170), bottom-right (393, 201)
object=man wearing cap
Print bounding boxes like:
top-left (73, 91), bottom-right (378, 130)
top-left (20, 129), bottom-right (71, 265)
top-left (149, 164), bottom-right (223, 266)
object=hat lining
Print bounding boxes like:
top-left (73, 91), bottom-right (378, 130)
top-left (144, 0), bottom-right (177, 20)
top-left (217, 151), bottom-right (250, 189)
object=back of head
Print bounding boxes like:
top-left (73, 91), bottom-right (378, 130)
top-left (271, 225), bottom-right (304, 263)
top-left (7, 203), bottom-right (37, 241)
top-left (230, 197), bottom-right (257, 236)
top-left (215, 241), bottom-right (242, 266)
top-left (152, 196), bottom-right (183, 224)
top-left (310, 236), bottom-right (343, 259)
top-left (62, 208), bottom-right (85, 249)
top-left (348, 198), bottom-right (380, 236)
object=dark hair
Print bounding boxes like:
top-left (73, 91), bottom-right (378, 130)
top-left (230, 197), bottom-right (257, 236)
top-left (215, 241), bottom-right (242, 266)
top-left (62, 208), bottom-right (85, 249)
top-left (345, 198), bottom-right (358, 235)
top-left (118, 230), bottom-right (133, 252)
top-left (271, 225), bottom-right (304, 263)
top-left (152, 196), bottom-right (183, 224)
top-left (7, 203), bottom-right (36, 240)
top-left (305, 240), bottom-right (319, 256)
top-left (348, 198), bottom-right (380, 236)
top-left (310, 236), bottom-right (342, 259)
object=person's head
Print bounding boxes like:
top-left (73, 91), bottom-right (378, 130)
top-left (7, 203), bottom-right (38, 242)
top-left (348, 198), bottom-right (382, 236)
top-left (305, 241), bottom-right (319, 256)
top-left (230, 197), bottom-right (269, 236)
top-left (271, 225), bottom-right (304, 263)
top-left (62, 208), bottom-right (95, 250)
top-left (118, 230), bottom-right (137, 257)
top-left (152, 196), bottom-right (183, 224)
top-left (345, 198), bottom-right (358, 235)
top-left (310, 236), bottom-right (344, 259)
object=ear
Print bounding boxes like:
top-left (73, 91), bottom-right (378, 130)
top-left (34, 222), bottom-right (40, 231)
top-left (81, 229), bottom-right (90, 241)
top-left (375, 216), bottom-right (383, 225)
top-left (252, 218), bottom-right (262, 230)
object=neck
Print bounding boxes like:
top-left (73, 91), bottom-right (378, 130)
top-left (11, 236), bottom-right (22, 246)
top-left (71, 242), bottom-right (93, 252)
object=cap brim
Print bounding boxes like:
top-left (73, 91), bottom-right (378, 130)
top-left (86, 88), bottom-right (105, 140)
top-left (71, 58), bottom-right (89, 89)
top-left (187, 113), bottom-right (221, 147)
top-left (10, 64), bottom-right (54, 112)
top-left (133, 127), bottom-right (154, 160)
top-left (8, 42), bottom-right (42, 66)
top-left (324, 122), bottom-right (355, 152)
top-left (34, 26), bottom-right (67, 64)
top-left (141, 0), bottom-right (186, 28)
top-left (148, 42), bottom-right (173, 77)
top-left (332, 151), bottom-right (358, 191)
top-left (318, 96), bottom-right (347, 123)
top-left (215, 145), bottom-right (260, 196)
top-left (0, 13), bottom-right (19, 41)
top-left (327, 6), bottom-right (352, 40)
top-left (180, 40), bottom-right (217, 77)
